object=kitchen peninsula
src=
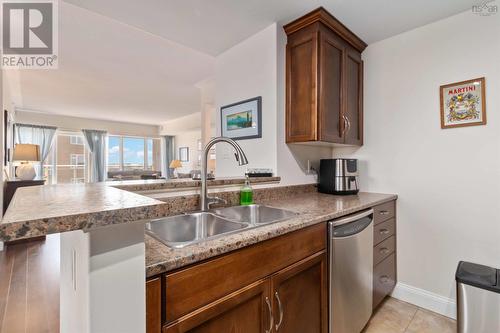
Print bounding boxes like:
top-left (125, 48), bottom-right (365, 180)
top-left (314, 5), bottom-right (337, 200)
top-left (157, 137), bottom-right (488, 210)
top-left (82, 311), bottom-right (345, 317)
top-left (0, 180), bottom-right (396, 333)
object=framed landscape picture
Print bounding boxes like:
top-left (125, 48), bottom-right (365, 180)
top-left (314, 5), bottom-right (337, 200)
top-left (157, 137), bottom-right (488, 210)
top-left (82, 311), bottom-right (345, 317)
top-left (221, 96), bottom-right (262, 140)
top-left (440, 77), bottom-right (486, 129)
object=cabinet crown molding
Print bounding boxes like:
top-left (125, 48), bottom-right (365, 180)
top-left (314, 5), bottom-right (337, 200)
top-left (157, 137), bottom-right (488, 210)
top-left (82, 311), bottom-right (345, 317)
top-left (283, 7), bottom-right (367, 53)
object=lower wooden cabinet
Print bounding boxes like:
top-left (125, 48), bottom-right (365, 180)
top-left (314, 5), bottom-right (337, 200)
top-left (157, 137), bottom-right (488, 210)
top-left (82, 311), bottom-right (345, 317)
top-left (164, 279), bottom-right (271, 333)
top-left (271, 251), bottom-right (328, 333)
top-left (372, 200), bottom-right (397, 309)
top-left (373, 254), bottom-right (396, 308)
top-left (146, 278), bottom-right (162, 333)
top-left (164, 251), bottom-right (327, 333)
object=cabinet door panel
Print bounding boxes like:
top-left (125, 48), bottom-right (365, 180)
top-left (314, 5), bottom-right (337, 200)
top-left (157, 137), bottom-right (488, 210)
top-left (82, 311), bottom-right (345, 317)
top-left (164, 279), bottom-right (271, 333)
top-left (286, 29), bottom-right (318, 142)
top-left (319, 30), bottom-right (345, 143)
top-left (271, 251), bottom-right (327, 333)
top-left (373, 254), bottom-right (396, 309)
top-left (146, 278), bottom-right (162, 333)
top-left (344, 48), bottom-right (363, 145)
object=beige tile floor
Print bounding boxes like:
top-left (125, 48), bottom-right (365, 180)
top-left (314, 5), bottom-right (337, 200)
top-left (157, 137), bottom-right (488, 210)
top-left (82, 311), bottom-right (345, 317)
top-left (363, 297), bottom-right (456, 333)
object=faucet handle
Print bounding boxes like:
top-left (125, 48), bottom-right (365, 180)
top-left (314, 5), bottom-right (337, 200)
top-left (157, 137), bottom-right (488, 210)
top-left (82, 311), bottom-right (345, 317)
top-left (207, 196), bottom-right (227, 209)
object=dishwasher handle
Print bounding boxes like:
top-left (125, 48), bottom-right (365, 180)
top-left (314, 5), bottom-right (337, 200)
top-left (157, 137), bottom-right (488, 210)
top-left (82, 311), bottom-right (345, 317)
top-left (330, 209), bottom-right (374, 238)
top-left (330, 209), bottom-right (374, 227)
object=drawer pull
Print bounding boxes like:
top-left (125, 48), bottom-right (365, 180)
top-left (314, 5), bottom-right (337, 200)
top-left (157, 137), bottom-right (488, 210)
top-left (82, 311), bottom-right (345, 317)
top-left (379, 247), bottom-right (390, 255)
top-left (379, 275), bottom-right (390, 283)
top-left (379, 229), bottom-right (390, 235)
top-left (265, 296), bottom-right (274, 333)
top-left (379, 210), bottom-right (390, 215)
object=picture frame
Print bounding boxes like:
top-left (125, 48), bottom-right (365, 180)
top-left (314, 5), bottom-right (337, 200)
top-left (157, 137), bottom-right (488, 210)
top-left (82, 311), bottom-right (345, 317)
top-left (440, 77), bottom-right (486, 129)
top-left (179, 147), bottom-right (189, 162)
top-left (220, 96), bottom-right (262, 140)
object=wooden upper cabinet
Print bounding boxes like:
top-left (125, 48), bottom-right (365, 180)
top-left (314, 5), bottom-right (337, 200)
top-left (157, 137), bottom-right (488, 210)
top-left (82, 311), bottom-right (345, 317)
top-left (286, 25), bottom-right (318, 142)
top-left (284, 7), bottom-right (367, 146)
top-left (318, 26), bottom-right (345, 144)
top-left (344, 47), bottom-right (364, 145)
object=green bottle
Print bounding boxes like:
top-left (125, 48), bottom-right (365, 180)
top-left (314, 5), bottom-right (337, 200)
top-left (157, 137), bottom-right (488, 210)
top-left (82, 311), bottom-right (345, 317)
top-left (240, 176), bottom-right (254, 205)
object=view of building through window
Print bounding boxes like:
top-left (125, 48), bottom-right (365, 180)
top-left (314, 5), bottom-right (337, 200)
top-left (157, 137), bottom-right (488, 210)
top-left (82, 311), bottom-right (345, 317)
top-left (42, 133), bottom-right (162, 184)
top-left (43, 133), bottom-right (88, 184)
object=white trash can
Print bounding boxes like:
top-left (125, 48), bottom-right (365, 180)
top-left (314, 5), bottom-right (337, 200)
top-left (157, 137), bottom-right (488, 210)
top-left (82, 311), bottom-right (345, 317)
top-left (456, 261), bottom-right (500, 333)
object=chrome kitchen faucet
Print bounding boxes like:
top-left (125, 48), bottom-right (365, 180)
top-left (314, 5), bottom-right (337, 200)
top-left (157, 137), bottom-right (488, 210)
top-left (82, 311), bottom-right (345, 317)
top-left (200, 137), bottom-right (248, 211)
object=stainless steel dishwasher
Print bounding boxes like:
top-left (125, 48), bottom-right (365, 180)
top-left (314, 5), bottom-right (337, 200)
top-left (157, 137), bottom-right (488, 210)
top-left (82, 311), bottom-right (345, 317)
top-left (329, 209), bottom-right (374, 333)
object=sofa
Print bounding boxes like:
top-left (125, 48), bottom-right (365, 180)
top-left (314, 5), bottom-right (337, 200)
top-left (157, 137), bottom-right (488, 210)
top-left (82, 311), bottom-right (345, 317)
top-left (107, 170), bottom-right (162, 181)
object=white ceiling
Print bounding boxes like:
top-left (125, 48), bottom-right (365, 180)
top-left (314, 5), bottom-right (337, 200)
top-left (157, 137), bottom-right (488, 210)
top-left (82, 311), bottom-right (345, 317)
top-left (12, 0), bottom-right (484, 125)
top-left (64, 0), bottom-right (484, 56)
top-left (15, 2), bottom-right (215, 125)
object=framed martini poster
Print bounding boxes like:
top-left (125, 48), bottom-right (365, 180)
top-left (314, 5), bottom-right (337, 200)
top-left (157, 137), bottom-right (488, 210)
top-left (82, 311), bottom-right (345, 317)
top-left (440, 77), bottom-right (486, 129)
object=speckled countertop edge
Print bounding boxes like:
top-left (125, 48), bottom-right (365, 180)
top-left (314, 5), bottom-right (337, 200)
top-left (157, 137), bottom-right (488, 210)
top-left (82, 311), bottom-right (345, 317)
top-left (108, 176), bottom-right (281, 192)
top-left (145, 192), bottom-right (397, 277)
top-left (0, 184), bottom-right (166, 241)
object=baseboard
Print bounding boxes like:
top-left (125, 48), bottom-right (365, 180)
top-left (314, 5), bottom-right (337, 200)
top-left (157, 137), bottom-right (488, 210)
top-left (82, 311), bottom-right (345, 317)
top-left (391, 282), bottom-right (457, 319)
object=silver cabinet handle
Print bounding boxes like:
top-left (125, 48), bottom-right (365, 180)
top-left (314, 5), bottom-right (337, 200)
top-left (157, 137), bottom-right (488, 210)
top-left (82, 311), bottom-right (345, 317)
top-left (265, 296), bottom-right (274, 333)
top-left (379, 228), bottom-right (389, 235)
top-left (379, 210), bottom-right (389, 215)
top-left (341, 115), bottom-right (348, 136)
top-left (274, 291), bottom-right (284, 331)
top-left (379, 247), bottom-right (390, 254)
top-left (345, 115), bottom-right (351, 134)
top-left (380, 275), bottom-right (390, 283)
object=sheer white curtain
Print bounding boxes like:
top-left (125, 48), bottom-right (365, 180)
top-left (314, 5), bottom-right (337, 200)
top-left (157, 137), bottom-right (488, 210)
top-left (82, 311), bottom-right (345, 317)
top-left (82, 129), bottom-right (107, 182)
top-left (14, 123), bottom-right (57, 178)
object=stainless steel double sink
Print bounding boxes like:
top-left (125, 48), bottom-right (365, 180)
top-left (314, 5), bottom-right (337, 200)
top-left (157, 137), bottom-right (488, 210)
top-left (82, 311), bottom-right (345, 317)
top-left (146, 205), bottom-right (297, 248)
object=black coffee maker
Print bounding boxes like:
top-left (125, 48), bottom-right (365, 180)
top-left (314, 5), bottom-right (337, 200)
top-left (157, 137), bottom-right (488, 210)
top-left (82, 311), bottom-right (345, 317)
top-left (318, 159), bottom-right (359, 195)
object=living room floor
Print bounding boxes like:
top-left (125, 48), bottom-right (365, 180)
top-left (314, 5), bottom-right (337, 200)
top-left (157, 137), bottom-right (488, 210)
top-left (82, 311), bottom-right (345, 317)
top-left (363, 297), bottom-right (456, 333)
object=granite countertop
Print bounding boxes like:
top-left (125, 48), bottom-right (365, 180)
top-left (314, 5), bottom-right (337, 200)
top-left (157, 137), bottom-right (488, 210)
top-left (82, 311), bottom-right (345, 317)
top-left (107, 176), bottom-right (280, 192)
top-left (145, 191), bottom-right (397, 277)
top-left (0, 184), bottom-right (165, 241)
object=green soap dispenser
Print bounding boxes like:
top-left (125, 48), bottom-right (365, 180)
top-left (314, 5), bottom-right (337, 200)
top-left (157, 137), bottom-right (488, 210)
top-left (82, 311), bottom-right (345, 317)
top-left (240, 176), bottom-right (254, 205)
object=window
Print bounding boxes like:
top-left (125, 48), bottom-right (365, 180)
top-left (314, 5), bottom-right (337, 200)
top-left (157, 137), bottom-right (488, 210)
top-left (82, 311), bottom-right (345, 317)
top-left (108, 136), bottom-right (121, 172)
top-left (123, 137), bottom-right (145, 170)
top-left (70, 135), bottom-right (84, 145)
top-left (43, 132), bottom-right (89, 184)
top-left (70, 154), bottom-right (85, 168)
top-left (106, 136), bottom-right (161, 173)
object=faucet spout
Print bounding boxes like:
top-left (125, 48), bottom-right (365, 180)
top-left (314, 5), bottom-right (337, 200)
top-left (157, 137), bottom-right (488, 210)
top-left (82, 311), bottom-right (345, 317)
top-left (200, 137), bottom-right (248, 211)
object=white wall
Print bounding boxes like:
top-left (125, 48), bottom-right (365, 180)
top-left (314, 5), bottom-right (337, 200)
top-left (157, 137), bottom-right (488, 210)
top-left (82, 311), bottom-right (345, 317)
top-left (160, 112), bottom-right (203, 174)
top-left (160, 112), bottom-right (202, 134)
top-left (215, 23), bottom-right (331, 181)
top-left (334, 7), bottom-right (500, 306)
top-left (174, 130), bottom-right (200, 173)
top-left (215, 24), bottom-right (278, 177)
top-left (16, 110), bottom-right (160, 137)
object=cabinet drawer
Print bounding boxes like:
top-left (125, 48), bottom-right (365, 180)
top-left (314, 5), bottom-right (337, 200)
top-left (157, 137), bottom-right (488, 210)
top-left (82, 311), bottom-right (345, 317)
top-left (373, 254), bottom-right (396, 309)
top-left (165, 223), bottom-right (326, 323)
top-left (373, 218), bottom-right (395, 245)
top-left (373, 236), bottom-right (395, 266)
top-left (373, 201), bottom-right (395, 225)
